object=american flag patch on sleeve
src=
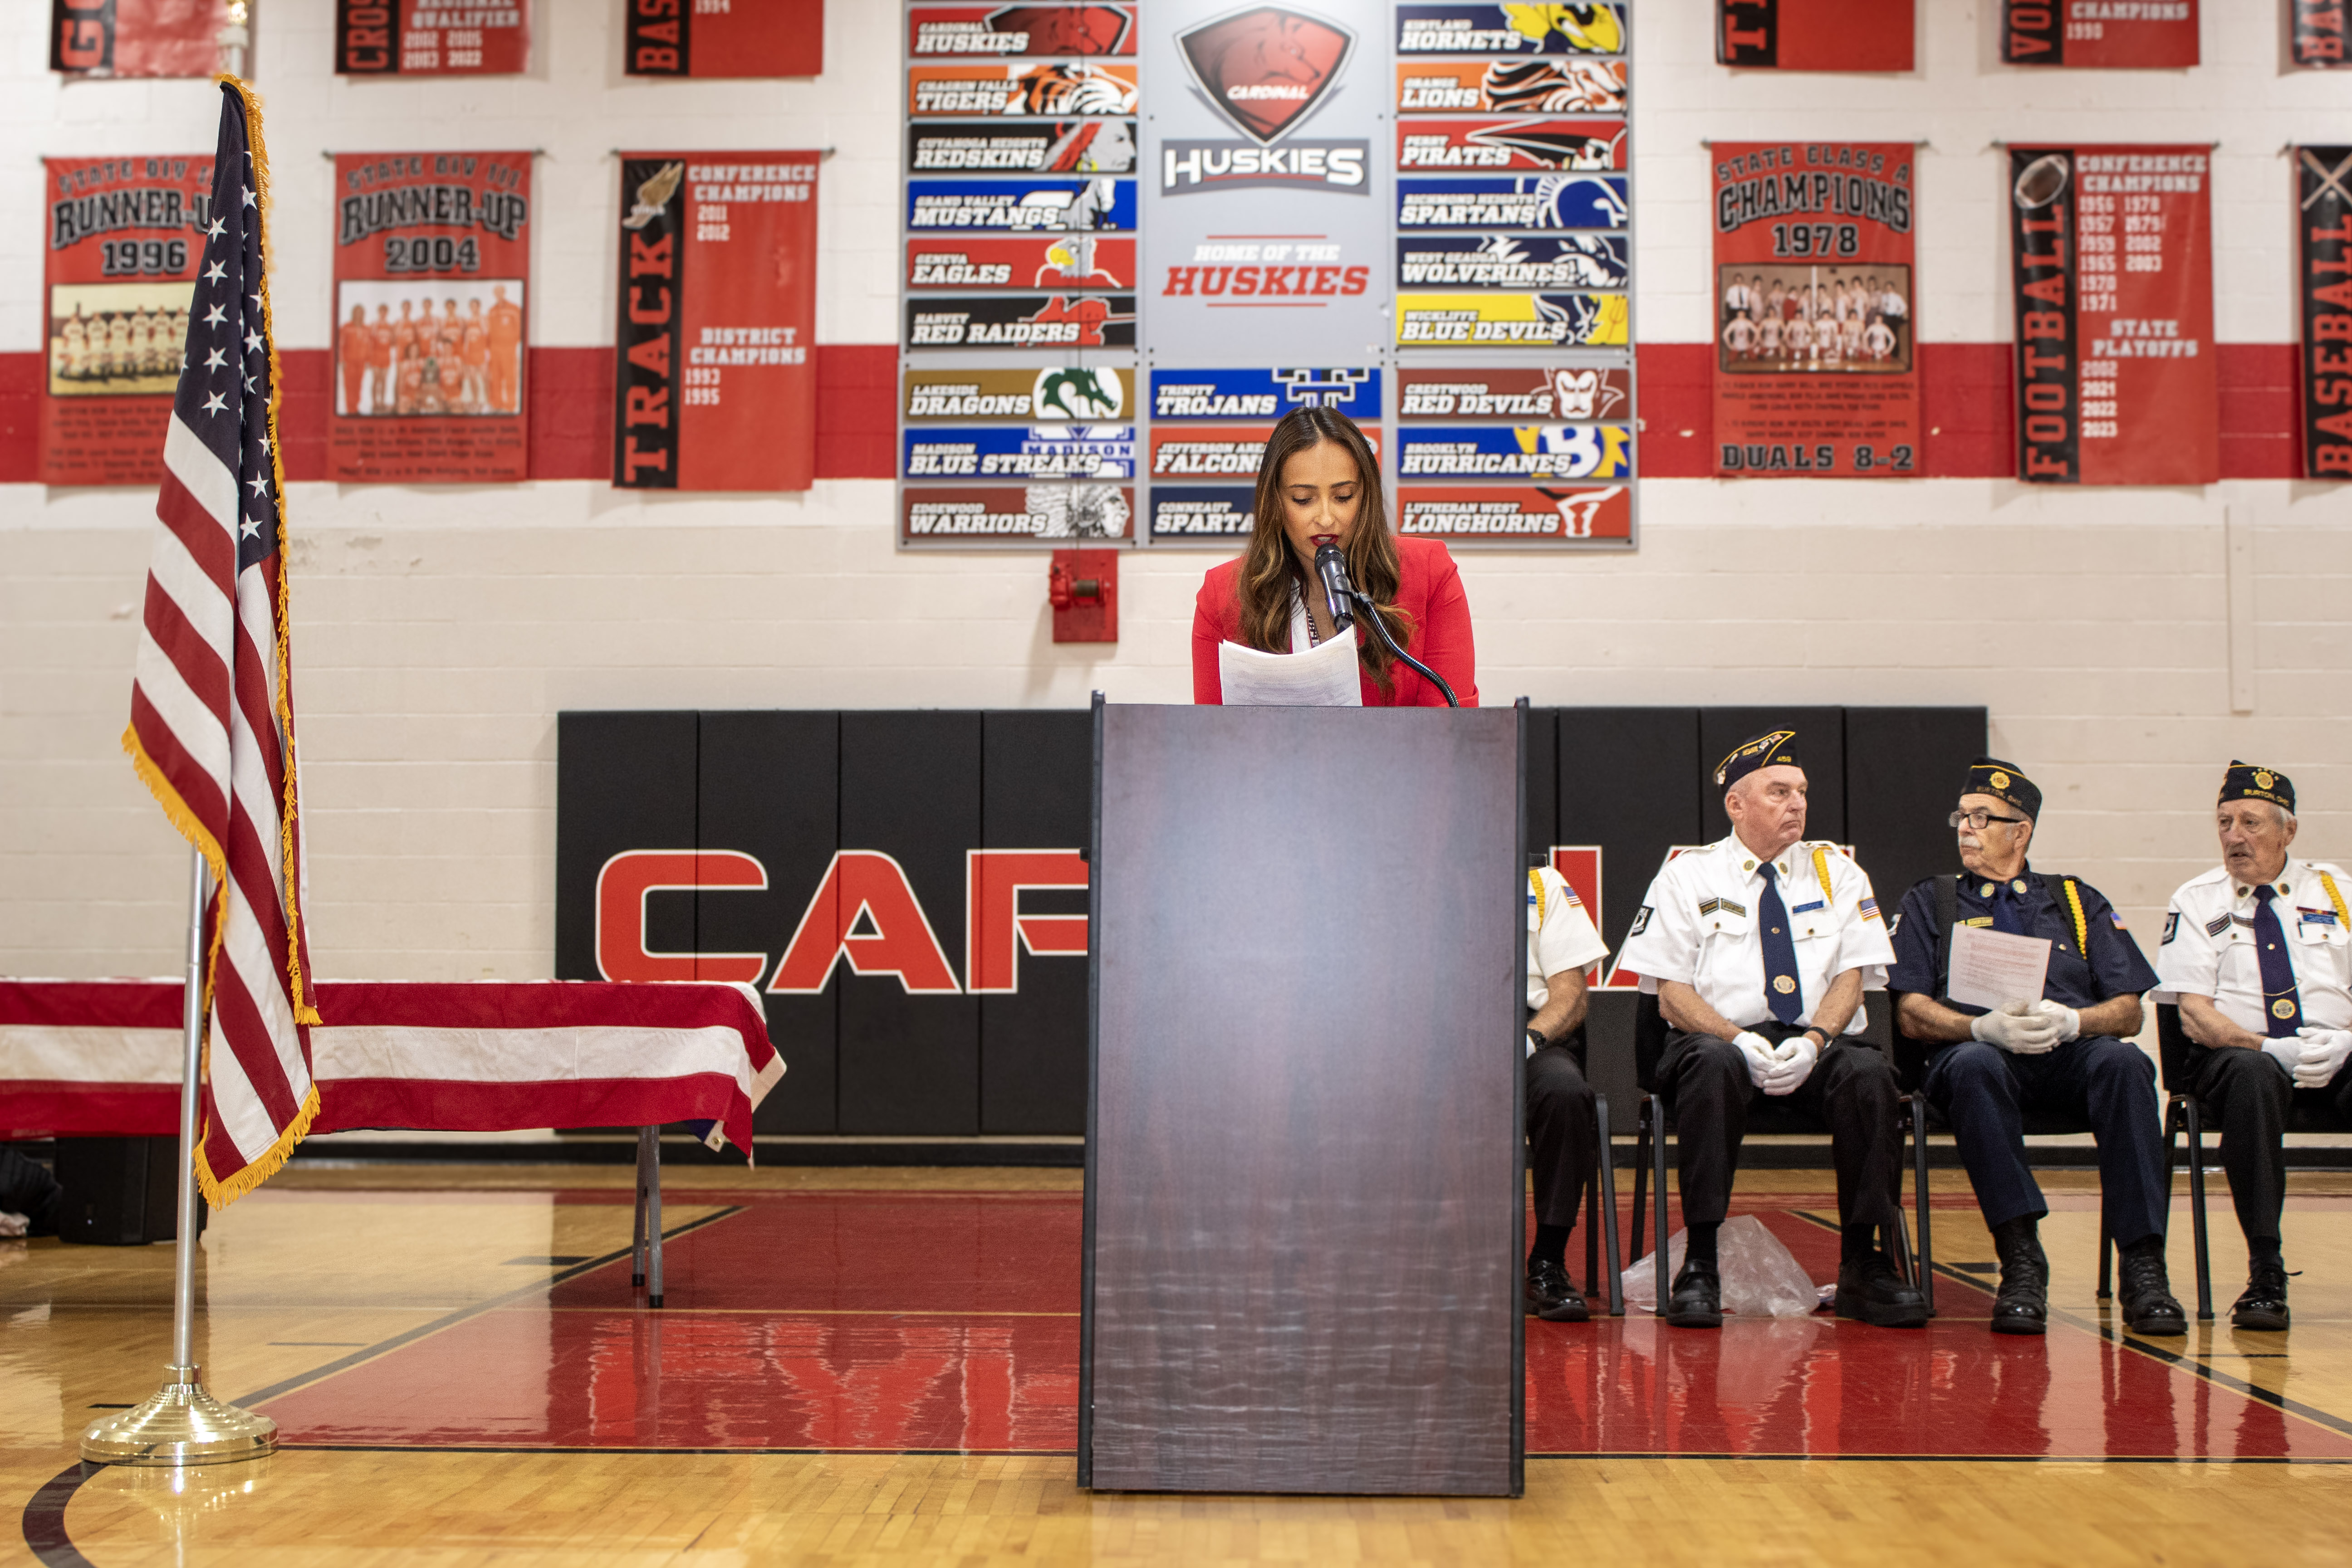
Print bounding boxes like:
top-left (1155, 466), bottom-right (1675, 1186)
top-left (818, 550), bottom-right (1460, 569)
top-left (2109, 909), bottom-right (2127, 928)
top-left (1859, 897), bottom-right (1882, 922)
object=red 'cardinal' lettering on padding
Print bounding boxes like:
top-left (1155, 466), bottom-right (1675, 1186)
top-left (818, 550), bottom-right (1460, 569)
top-left (770, 851), bottom-right (963, 994)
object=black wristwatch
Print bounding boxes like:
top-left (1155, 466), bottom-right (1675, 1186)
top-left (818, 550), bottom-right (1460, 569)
top-left (1526, 1028), bottom-right (1546, 1054)
top-left (1802, 1026), bottom-right (1829, 1050)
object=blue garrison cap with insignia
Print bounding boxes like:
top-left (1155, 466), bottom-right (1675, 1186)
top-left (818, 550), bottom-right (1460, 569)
top-left (1714, 728), bottom-right (1800, 789)
top-left (2219, 760), bottom-right (2294, 814)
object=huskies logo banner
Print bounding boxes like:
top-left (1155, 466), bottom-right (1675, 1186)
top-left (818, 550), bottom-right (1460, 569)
top-left (626, 0), bottom-right (822, 76)
top-left (2002, 0), bottom-right (2196, 67)
top-left (2008, 145), bottom-right (2217, 486)
top-left (335, 0), bottom-right (529, 75)
top-left (2298, 147), bottom-right (2352, 476)
top-left (1711, 141), bottom-right (1920, 479)
top-left (1716, 1), bottom-right (1912, 71)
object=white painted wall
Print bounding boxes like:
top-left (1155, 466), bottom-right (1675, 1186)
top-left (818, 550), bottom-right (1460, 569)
top-left (3, 0), bottom-right (2349, 996)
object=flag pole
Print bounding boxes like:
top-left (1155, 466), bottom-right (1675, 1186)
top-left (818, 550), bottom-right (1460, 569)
top-left (79, 847), bottom-right (277, 1466)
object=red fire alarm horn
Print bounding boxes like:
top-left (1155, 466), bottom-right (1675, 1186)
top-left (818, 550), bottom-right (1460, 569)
top-left (1049, 548), bottom-right (1117, 643)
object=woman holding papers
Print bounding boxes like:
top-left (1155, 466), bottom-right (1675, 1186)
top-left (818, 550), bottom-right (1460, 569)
top-left (1190, 407), bottom-right (1477, 707)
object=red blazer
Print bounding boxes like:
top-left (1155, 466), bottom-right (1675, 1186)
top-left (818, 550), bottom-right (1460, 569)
top-left (1191, 535), bottom-right (1479, 708)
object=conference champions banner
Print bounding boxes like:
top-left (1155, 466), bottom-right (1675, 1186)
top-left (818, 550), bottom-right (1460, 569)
top-left (50, 0), bottom-right (229, 75)
top-left (612, 154), bottom-right (819, 492)
top-left (1716, 0), bottom-right (1913, 70)
top-left (625, 0), bottom-right (823, 76)
top-left (2001, 0), bottom-right (2197, 66)
top-left (2009, 145), bottom-right (2217, 486)
top-left (38, 154), bottom-right (213, 485)
top-left (2298, 146), bottom-right (2352, 477)
top-left (335, 0), bottom-right (529, 74)
top-left (1711, 141), bottom-right (1919, 479)
top-left (328, 151), bottom-right (531, 483)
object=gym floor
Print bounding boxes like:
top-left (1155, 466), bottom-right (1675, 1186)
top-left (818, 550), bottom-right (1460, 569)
top-left (4, 1164), bottom-right (2350, 1566)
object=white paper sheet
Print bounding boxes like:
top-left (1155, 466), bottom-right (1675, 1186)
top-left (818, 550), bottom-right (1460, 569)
top-left (1947, 920), bottom-right (2053, 1011)
top-left (1215, 633), bottom-right (1362, 707)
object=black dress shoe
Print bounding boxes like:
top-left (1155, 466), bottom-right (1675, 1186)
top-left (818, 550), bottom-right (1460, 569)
top-left (1834, 1250), bottom-right (1929, 1328)
top-left (1989, 1216), bottom-right (2049, 1336)
top-left (1524, 1258), bottom-right (1590, 1322)
top-left (2118, 1240), bottom-right (2188, 1336)
top-left (1665, 1257), bottom-right (1723, 1328)
top-left (2231, 1261), bottom-right (2291, 1332)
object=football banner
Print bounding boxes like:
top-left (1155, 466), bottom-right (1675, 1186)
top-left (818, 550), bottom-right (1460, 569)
top-left (1396, 292), bottom-right (1626, 347)
top-left (1395, 119), bottom-right (1627, 171)
top-left (2001, 0), bottom-right (2196, 66)
top-left (908, 5), bottom-right (1137, 56)
top-left (335, 0), bottom-right (529, 74)
top-left (51, 0), bottom-right (229, 75)
top-left (907, 178), bottom-right (1137, 232)
top-left (38, 154), bottom-right (214, 485)
top-left (626, 0), bottom-right (822, 76)
top-left (1716, 0), bottom-right (1913, 70)
top-left (2298, 147), bottom-right (2352, 477)
top-left (902, 484), bottom-right (1135, 541)
top-left (2009, 145), bottom-right (2217, 486)
top-left (612, 154), bottom-right (819, 493)
top-left (1149, 368), bottom-right (1381, 422)
top-left (1711, 141), bottom-right (1920, 479)
top-left (2296, 0), bottom-right (2347, 66)
top-left (1396, 176), bottom-right (1629, 230)
top-left (328, 151), bottom-right (531, 483)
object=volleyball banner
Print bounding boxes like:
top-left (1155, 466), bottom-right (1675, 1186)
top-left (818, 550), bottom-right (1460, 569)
top-left (1711, 141), bottom-right (1919, 479)
top-left (51, 0), bottom-right (229, 75)
top-left (2295, 1), bottom-right (2347, 66)
top-left (2298, 146), bottom-right (2352, 477)
top-left (2009, 145), bottom-right (2217, 486)
top-left (625, 0), bottom-right (822, 76)
top-left (328, 151), bottom-right (531, 483)
top-left (2002, 0), bottom-right (2197, 66)
top-left (612, 154), bottom-right (819, 493)
top-left (38, 155), bottom-right (215, 485)
top-left (1716, 0), bottom-right (1912, 70)
top-left (334, 0), bottom-right (529, 74)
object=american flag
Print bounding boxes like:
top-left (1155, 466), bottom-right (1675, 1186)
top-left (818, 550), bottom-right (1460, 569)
top-left (122, 79), bottom-right (320, 1207)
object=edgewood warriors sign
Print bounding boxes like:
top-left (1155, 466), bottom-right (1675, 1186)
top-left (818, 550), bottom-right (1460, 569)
top-left (2299, 146), bottom-right (2352, 477)
top-left (1716, 0), bottom-right (1914, 71)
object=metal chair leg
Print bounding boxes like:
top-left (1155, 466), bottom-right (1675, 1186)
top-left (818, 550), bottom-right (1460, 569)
top-left (2185, 1097), bottom-right (2213, 1321)
top-left (1597, 1093), bottom-right (1622, 1317)
top-left (1650, 1094), bottom-right (1670, 1314)
top-left (1912, 1092), bottom-right (1936, 1318)
top-left (2097, 1216), bottom-right (2112, 1301)
top-left (1890, 1207), bottom-right (1915, 1284)
top-left (645, 1126), bottom-right (665, 1309)
top-left (1630, 1099), bottom-right (1650, 1263)
top-left (1586, 1114), bottom-right (1600, 1295)
top-left (632, 1126), bottom-right (651, 1288)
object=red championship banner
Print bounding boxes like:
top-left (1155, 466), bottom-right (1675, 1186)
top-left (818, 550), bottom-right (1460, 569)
top-left (2298, 147), bottom-right (2352, 477)
top-left (1710, 142), bottom-right (1919, 478)
top-left (37, 154), bottom-right (213, 485)
top-left (2295, 0), bottom-right (2347, 66)
top-left (612, 155), bottom-right (819, 493)
top-left (51, 0), bottom-right (229, 75)
top-left (335, 0), bottom-right (529, 74)
top-left (2009, 146), bottom-right (2216, 486)
top-left (329, 151), bottom-right (531, 483)
top-left (625, 0), bottom-right (822, 77)
top-left (2002, 0), bottom-right (2197, 66)
top-left (1717, 1), bottom-right (1913, 71)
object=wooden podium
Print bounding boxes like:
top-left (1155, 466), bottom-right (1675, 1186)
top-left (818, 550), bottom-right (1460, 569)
top-left (1079, 699), bottom-right (1524, 1496)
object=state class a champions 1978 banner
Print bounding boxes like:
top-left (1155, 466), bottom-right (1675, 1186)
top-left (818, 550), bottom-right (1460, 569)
top-left (329, 151), bottom-right (531, 483)
top-left (2009, 145), bottom-right (2217, 486)
top-left (1716, 1), bottom-right (1913, 71)
top-left (335, 0), bottom-right (529, 74)
top-left (1711, 142), bottom-right (1919, 478)
top-left (613, 154), bottom-right (820, 492)
top-left (39, 154), bottom-right (214, 485)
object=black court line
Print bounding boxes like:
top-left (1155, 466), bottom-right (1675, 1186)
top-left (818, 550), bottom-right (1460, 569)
top-left (21, 1464), bottom-right (101, 1568)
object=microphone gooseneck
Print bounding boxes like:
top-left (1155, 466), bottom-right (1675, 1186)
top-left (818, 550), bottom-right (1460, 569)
top-left (1312, 542), bottom-right (1460, 709)
top-left (1312, 542), bottom-right (1355, 633)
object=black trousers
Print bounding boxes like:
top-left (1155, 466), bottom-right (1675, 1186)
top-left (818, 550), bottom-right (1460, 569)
top-left (2183, 1045), bottom-right (2352, 1245)
top-left (1922, 1035), bottom-right (2167, 1248)
top-left (1654, 1023), bottom-right (1903, 1236)
top-left (1527, 1043), bottom-right (1596, 1230)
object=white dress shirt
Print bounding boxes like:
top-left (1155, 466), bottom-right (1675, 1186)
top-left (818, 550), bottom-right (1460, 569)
top-left (2154, 856), bottom-right (2352, 1033)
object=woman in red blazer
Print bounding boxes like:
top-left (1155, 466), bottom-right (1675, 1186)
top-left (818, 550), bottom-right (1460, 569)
top-left (1190, 406), bottom-right (1478, 707)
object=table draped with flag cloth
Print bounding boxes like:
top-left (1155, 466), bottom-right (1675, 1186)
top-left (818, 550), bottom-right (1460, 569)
top-left (0, 980), bottom-right (782, 1153)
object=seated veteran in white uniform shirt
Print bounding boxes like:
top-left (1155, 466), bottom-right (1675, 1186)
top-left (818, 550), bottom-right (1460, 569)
top-left (1614, 728), bottom-right (1922, 1331)
top-left (2156, 762), bottom-right (2352, 1333)
top-left (1522, 860), bottom-right (1611, 1324)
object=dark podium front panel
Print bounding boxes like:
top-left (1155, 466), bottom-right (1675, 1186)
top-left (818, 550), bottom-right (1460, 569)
top-left (1082, 703), bottom-right (1523, 1497)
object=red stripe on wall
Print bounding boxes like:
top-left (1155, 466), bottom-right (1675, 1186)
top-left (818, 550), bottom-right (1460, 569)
top-left (0, 342), bottom-right (2307, 487)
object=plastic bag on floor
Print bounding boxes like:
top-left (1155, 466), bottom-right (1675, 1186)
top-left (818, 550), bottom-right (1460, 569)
top-left (1618, 1214), bottom-right (1821, 1318)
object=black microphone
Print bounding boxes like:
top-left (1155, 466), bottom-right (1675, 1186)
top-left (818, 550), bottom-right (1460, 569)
top-left (1313, 542), bottom-right (1355, 633)
top-left (1315, 544), bottom-right (1460, 708)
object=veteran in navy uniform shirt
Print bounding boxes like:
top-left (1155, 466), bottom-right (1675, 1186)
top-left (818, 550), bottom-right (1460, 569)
top-left (1888, 758), bottom-right (2184, 1338)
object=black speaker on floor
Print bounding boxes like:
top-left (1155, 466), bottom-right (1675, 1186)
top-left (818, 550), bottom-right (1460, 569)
top-left (53, 1137), bottom-right (201, 1246)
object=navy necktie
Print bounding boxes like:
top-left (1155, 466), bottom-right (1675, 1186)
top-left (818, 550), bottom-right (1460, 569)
top-left (1990, 881), bottom-right (2027, 936)
top-left (1758, 862), bottom-right (1803, 1024)
top-left (2252, 884), bottom-right (2303, 1037)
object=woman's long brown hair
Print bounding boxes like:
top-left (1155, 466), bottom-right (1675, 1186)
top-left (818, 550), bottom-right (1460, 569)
top-left (1234, 407), bottom-right (1410, 687)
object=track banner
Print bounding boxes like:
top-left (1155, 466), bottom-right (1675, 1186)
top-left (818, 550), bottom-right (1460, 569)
top-left (328, 151), bottom-right (531, 483)
top-left (612, 154), bottom-right (819, 492)
top-left (2295, 1), bottom-right (2348, 66)
top-left (1716, 1), bottom-right (1912, 71)
top-left (50, 0), bottom-right (230, 76)
top-left (335, 0), bottom-right (529, 75)
top-left (2009, 145), bottom-right (2216, 487)
top-left (38, 154), bottom-right (214, 485)
top-left (2001, 0), bottom-right (2197, 67)
top-left (2298, 146), bottom-right (2352, 477)
top-left (625, 0), bottom-right (822, 77)
top-left (1710, 141), bottom-right (1919, 479)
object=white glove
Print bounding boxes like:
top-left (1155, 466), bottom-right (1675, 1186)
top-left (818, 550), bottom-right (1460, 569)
top-left (2036, 999), bottom-right (2082, 1042)
top-left (1762, 1033), bottom-right (1819, 1097)
top-left (1972, 1000), bottom-right (2059, 1055)
top-left (2294, 1026), bottom-right (2352, 1088)
top-left (2262, 1035), bottom-right (2308, 1077)
top-left (1733, 1030), bottom-right (1778, 1089)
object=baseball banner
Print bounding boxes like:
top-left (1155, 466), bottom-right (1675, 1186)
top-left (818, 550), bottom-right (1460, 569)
top-left (1716, 0), bottom-right (1913, 70)
top-left (2009, 146), bottom-right (2217, 486)
top-left (906, 234), bottom-right (1136, 289)
top-left (328, 151), bottom-right (531, 483)
top-left (908, 5), bottom-right (1136, 56)
top-left (2295, 0), bottom-right (2347, 66)
top-left (626, 0), bottom-right (822, 76)
top-left (2298, 147), bottom-right (2352, 477)
top-left (612, 155), bottom-right (819, 493)
top-left (902, 484), bottom-right (1134, 542)
top-left (51, 0), bottom-right (229, 75)
top-left (38, 154), bottom-right (214, 485)
top-left (2002, 0), bottom-right (2197, 66)
top-left (1711, 141), bottom-right (1920, 479)
top-left (1393, 59), bottom-right (1626, 113)
top-left (335, 0), bottom-right (529, 75)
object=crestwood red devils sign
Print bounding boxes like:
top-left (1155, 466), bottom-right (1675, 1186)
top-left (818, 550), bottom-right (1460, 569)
top-left (2009, 146), bottom-right (2217, 486)
top-left (2299, 147), bottom-right (2352, 477)
top-left (50, 0), bottom-right (230, 75)
top-left (2002, 0), bottom-right (2197, 66)
top-left (626, 0), bottom-right (823, 77)
top-left (613, 154), bottom-right (819, 492)
top-left (335, 0), bottom-right (529, 74)
top-left (1716, 0), bottom-right (1912, 70)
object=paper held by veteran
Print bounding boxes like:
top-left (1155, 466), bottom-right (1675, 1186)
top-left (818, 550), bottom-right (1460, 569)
top-left (1217, 633), bottom-right (1363, 707)
top-left (1946, 920), bottom-right (2053, 1012)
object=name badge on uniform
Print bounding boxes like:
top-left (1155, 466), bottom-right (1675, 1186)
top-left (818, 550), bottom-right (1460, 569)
top-left (1792, 899), bottom-right (1826, 915)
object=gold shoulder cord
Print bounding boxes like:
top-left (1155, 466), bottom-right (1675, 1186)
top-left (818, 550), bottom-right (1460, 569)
top-left (1812, 845), bottom-right (1835, 904)
top-left (2322, 871), bottom-right (2349, 929)
top-left (1529, 867), bottom-right (1546, 924)
top-left (2062, 878), bottom-right (2088, 954)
